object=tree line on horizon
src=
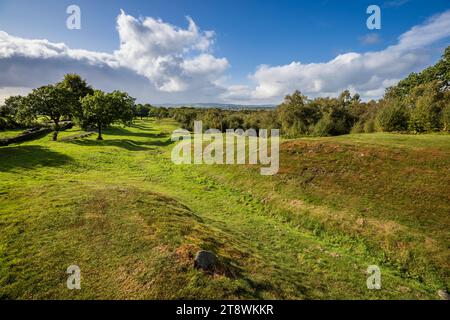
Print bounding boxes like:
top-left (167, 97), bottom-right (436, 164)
top-left (166, 46), bottom-right (450, 137)
top-left (1, 46), bottom-right (449, 139)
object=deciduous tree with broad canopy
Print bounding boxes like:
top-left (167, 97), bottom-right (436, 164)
top-left (57, 73), bottom-right (94, 122)
top-left (80, 90), bottom-right (135, 140)
top-left (26, 85), bottom-right (73, 141)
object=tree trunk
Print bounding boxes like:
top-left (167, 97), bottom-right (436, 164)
top-left (97, 123), bottom-right (103, 140)
top-left (53, 119), bottom-right (60, 141)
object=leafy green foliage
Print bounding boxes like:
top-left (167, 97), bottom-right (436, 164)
top-left (150, 106), bottom-right (170, 119)
top-left (134, 104), bottom-right (151, 119)
top-left (408, 82), bottom-right (445, 133)
top-left (442, 104), bottom-right (450, 132)
top-left (277, 90), bottom-right (321, 137)
top-left (3, 47), bottom-right (450, 139)
top-left (380, 45), bottom-right (450, 133)
top-left (377, 101), bottom-right (410, 132)
top-left (201, 109), bottom-right (226, 131)
top-left (0, 96), bottom-right (23, 129)
top-left (80, 90), bottom-right (135, 140)
top-left (26, 85), bottom-right (73, 140)
top-left (57, 73), bottom-right (94, 122)
top-left (172, 107), bottom-right (200, 131)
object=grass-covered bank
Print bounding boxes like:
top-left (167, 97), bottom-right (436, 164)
top-left (195, 133), bottom-right (450, 291)
top-left (0, 119), bottom-right (448, 299)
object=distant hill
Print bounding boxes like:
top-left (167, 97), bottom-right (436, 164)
top-left (154, 103), bottom-right (276, 110)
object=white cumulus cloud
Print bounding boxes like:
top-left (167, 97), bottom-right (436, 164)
top-left (0, 10), bottom-right (229, 103)
top-left (224, 10), bottom-right (450, 104)
top-left (0, 9), bottom-right (449, 105)
top-left (114, 10), bottom-right (229, 92)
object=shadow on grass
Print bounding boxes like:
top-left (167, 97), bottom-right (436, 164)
top-left (129, 123), bottom-right (154, 131)
top-left (102, 126), bottom-right (169, 139)
top-left (0, 145), bottom-right (74, 172)
top-left (66, 138), bottom-right (174, 151)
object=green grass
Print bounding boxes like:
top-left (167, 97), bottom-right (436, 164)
top-left (0, 129), bottom-right (24, 139)
top-left (56, 126), bottom-right (90, 140)
top-left (196, 133), bottom-right (450, 290)
top-left (0, 119), bottom-right (448, 299)
top-left (313, 132), bottom-right (450, 150)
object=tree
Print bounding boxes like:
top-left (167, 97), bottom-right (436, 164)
top-left (385, 45), bottom-right (450, 100)
top-left (26, 85), bottom-right (72, 140)
top-left (153, 106), bottom-right (169, 119)
top-left (57, 74), bottom-right (94, 122)
top-left (338, 90), bottom-right (352, 105)
top-left (0, 95), bottom-right (25, 128)
top-left (442, 104), bottom-right (450, 132)
top-left (277, 90), bottom-right (320, 137)
top-left (135, 104), bottom-right (150, 119)
top-left (225, 114), bottom-right (244, 130)
top-left (202, 109), bottom-right (225, 131)
top-left (435, 46), bottom-right (450, 90)
top-left (408, 81), bottom-right (444, 132)
top-left (1, 96), bottom-right (20, 118)
top-left (313, 101), bottom-right (355, 136)
top-left (80, 90), bottom-right (135, 140)
top-left (350, 99), bottom-right (380, 133)
top-left (377, 101), bottom-right (410, 132)
top-left (172, 107), bottom-right (198, 130)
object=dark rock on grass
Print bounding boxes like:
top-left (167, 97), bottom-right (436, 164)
top-left (190, 249), bottom-right (243, 279)
top-left (194, 250), bottom-right (219, 272)
top-left (194, 250), bottom-right (241, 279)
top-left (193, 250), bottom-right (239, 279)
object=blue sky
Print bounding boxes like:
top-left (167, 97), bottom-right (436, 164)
top-left (0, 0), bottom-right (449, 104)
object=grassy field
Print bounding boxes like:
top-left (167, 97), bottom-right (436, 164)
top-left (0, 119), bottom-right (448, 299)
top-left (0, 129), bottom-right (24, 139)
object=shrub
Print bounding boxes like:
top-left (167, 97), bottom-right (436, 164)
top-left (407, 82), bottom-right (444, 133)
top-left (442, 104), bottom-right (450, 132)
top-left (364, 118), bottom-right (376, 133)
top-left (408, 102), bottom-right (442, 133)
top-left (0, 117), bottom-right (8, 130)
top-left (377, 102), bottom-right (410, 132)
top-left (313, 114), bottom-right (334, 136)
top-left (350, 121), bottom-right (364, 134)
top-left (277, 90), bottom-right (321, 137)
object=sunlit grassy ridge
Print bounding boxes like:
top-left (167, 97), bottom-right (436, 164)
top-left (0, 119), bottom-right (448, 299)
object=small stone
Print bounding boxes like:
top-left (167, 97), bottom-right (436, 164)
top-left (356, 217), bottom-right (366, 227)
top-left (398, 286), bottom-right (411, 293)
top-left (437, 290), bottom-right (450, 300)
top-left (329, 252), bottom-right (340, 258)
top-left (194, 250), bottom-right (219, 272)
